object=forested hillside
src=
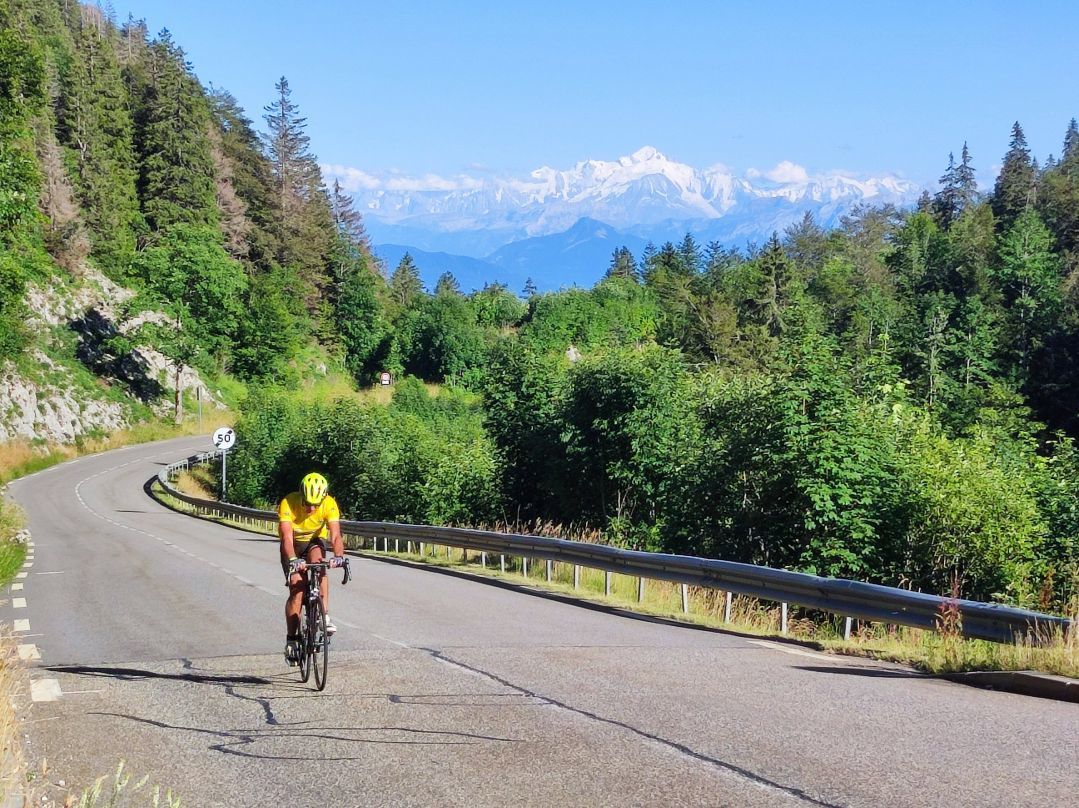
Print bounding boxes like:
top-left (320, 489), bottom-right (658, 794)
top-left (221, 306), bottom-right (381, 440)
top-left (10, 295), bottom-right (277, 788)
top-left (3, 2), bottom-right (1078, 611)
top-left (0, 0), bottom-right (381, 440)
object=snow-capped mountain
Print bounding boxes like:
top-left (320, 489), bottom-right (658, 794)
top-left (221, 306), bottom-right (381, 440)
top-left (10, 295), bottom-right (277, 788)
top-left (327, 146), bottom-right (922, 257)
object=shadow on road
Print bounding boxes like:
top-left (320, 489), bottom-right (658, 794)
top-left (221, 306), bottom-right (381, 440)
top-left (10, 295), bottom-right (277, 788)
top-left (793, 665), bottom-right (926, 679)
top-left (45, 664), bottom-right (272, 686)
top-left (90, 711), bottom-right (520, 761)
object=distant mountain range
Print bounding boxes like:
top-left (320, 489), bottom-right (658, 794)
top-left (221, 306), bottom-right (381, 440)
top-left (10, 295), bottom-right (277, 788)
top-left (329, 147), bottom-right (923, 291)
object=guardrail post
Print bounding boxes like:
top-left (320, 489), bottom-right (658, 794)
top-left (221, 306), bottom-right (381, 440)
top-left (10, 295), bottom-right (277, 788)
top-left (419, 542), bottom-right (425, 556)
top-left (637, 577), bottom-right (645, 602)
top-left (724, 591), bottom-right (732, 623)
top-left (844, 616), bottom-right (853, 641)
top-left (522, 557), bottom-right (528, 577)
top-left (480, 551), bottom-right (487, 567)
top-left (546, 560), bottom-right (552, 582)
top-left (573, 565), bottom-right (580, 590)
top-left (500, 554), bottom-right (505, 573)
top-left (781, 603), bottom-right (789, 635)
top-left (604, 571), bottom-right (611, 597)
top-left (681, 584), bottom-right (689, 614)
top-left (395, 538), bottom-right (399, 553)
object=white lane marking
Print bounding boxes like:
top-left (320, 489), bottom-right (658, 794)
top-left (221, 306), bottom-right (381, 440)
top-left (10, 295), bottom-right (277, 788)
top-left (17, 644), bottom-right (40, 661)
top-left (15, 573), bottom-right (26, 579)
top-left (13, 619), bottom-right (30, 632)
top-left (61, 689), bottom-right (105, 695)
top-left (12, 598), bottom-right (26, 609)
top-left (31, 679), bottom-right (62, 702)
top-left (21, 562), bottom-right (32, 569)
top-left (11, 584), bottom-right (22, 591)
top-left (369, 632), bottom-right (411, 649)
top-left (35, 571), bottom-right (64, 575)
top-left (747, 639), bottom-right (842, 663)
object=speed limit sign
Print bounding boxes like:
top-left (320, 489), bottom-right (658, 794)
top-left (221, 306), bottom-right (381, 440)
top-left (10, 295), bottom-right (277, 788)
top-left (212, 427), bottom-right (237, 451)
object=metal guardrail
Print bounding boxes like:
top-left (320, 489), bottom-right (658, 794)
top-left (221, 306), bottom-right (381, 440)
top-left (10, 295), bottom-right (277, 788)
top-left (157, 452), bottom-right (1074, 644)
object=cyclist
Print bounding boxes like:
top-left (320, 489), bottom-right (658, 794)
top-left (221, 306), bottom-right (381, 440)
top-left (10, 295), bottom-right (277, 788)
top-left (278, 472), bottom-right (346, 665)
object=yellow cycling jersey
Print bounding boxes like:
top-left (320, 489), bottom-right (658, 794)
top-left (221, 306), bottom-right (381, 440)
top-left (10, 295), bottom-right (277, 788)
top-left (277, 492), bottom-right (341, 542)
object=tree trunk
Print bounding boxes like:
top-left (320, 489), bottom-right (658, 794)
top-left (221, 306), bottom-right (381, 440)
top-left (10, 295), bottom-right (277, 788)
top-left (174, 362), bottom-right (183, 425)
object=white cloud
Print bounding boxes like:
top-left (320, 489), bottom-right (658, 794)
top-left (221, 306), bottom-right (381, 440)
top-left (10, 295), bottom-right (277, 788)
top-left (321, 164), bottom-right (486, 193)
top-left (322, 164), bottom-right (382, 192)
top-left (764, 161), bottom-right (810, 184)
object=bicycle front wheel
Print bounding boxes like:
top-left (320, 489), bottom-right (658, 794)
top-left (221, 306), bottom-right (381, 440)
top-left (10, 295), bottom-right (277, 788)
top-left (298, 604), bottom-right (311, 683)
top-left (310, 596), bottom-right (328, 691)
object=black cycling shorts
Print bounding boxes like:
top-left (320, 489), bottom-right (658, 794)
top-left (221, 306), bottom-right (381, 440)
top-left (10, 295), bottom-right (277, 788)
top-left (281, 537), bottom-right (327, 583)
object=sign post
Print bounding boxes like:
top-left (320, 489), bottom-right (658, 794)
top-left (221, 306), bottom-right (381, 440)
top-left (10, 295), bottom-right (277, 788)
top-left (212, 427), bottom-right (237, 501)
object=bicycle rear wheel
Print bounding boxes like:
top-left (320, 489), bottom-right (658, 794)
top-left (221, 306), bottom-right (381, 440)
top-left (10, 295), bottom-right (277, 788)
top-left (310, 596), bottom-right (328, 691)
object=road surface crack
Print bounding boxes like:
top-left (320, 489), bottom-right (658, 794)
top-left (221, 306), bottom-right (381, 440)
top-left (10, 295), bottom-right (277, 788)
top-left (420, 647), bottom-right (843, 807)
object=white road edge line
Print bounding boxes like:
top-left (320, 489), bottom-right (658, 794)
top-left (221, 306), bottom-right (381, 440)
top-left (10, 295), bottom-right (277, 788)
top-left (12, 598), bottom-right (26, 609)
top-left (13, 619), bottom-right (30, 632)
top-left (747, 639), bottom-right (842, 663)
top-left (30, 679), bottom-right (62, 702)
top-left (17, 644), bottom-right (40, 661)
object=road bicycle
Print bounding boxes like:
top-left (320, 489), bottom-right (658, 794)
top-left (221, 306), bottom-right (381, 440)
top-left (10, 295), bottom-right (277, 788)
top-left (296, 558), bottom-right (351, 691)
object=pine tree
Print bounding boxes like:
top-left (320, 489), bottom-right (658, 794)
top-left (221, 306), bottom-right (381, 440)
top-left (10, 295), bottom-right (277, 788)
top-left (992, 121), bottom-right (1037, 227)
top-left (934, 152), bottom-right (960, 226)
top-left (137, 29), bottom-right (218, 234)
top-left (1063, 118), bottom-right (1079, 164)
top-left (677, 233), bottom-right (701, 274)
top-left (435, 270), bottom-right (461, 296)
top-left (390, 253), bottom-right (423, 309)
top-left (934, 144), bottom-right (978, 227)
top-left (208, 87), bottom-right (279, 268)
top-left (261, 75), bottom-right (333, 313)
top-left (606, 246), bottom-right (638, 280)
top-left (523, 277), bottom-right (537, 297)
top-left (263, 76), bottom-right (317, 219)
top-left (955, 142), bottom-right (979, 211)
top-left (330, 178), bottom-right (370, 249)
top-left (992, 209), bottom-right (1060, 380)
top-left (640, 241), bottom-right (657, 273)
top-left (57, 10), bottom-right (141, 273)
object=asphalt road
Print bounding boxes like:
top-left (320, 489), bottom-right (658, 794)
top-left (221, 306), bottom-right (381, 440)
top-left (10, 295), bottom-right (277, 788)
top-left (5, 436), bottom-right (1077, 807)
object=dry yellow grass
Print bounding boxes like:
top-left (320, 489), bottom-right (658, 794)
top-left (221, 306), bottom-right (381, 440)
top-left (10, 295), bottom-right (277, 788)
top-left (0, 632), bottom-right (28, 805)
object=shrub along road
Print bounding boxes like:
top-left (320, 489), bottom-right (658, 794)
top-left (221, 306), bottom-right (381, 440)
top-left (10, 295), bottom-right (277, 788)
top-left (6, 437), bottom-right (1077, 807)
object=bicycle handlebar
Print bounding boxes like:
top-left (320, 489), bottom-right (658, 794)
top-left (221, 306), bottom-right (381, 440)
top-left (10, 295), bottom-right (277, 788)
top-left (301, 559), bottom-right (352, 585)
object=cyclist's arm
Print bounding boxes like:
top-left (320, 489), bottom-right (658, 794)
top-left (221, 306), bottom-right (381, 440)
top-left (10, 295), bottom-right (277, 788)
top-left (328, 519), bottom-right (344, 559)
top-left (279, 519), bottom-right (299, 561)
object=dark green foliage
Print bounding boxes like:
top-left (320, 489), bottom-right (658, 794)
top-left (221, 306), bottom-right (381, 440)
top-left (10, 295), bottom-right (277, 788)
top-left (130, 224), bottom-right (246, 360)
top-left (57, 12), bottom-right (140, 274)
top-left (232, 265), bottom-right (302, 382)
top-left (407, 291), bottom-right (485, 381)
top-left (136, 30), bottom-right (218, 234)
top-left (336, 256), bottom-right (389, 383)
top-left (228, 385), bottom-right (499, 526)
top-left (0, 19), bottom-right (44, 359)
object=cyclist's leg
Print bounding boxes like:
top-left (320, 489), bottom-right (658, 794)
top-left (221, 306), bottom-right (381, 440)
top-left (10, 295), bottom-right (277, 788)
top-left (282, 542), bottom-right (309, 636)
top-left (308, 541), bottom-right (327, 611)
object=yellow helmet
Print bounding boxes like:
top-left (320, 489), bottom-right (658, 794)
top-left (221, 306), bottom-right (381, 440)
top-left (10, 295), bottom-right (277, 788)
top-left (301, 472), bottom-right (329, 505)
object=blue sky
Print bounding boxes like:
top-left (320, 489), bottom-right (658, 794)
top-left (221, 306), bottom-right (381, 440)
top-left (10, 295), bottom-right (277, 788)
top-left (113, 0), bottom-right (1079, 186)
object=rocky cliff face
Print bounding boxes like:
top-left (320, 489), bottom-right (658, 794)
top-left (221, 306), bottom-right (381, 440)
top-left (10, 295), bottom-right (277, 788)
top-left (2, 266), bottom-right (223, 445)
top-left (0, 351), bottom-right (127, 443)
